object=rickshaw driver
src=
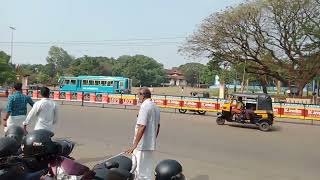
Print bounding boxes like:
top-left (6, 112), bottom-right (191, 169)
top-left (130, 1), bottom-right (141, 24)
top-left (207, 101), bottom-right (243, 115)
top-left (232, 97), bottom-right (245, 121)
top-left (234, 97), bottom-right (244, 113)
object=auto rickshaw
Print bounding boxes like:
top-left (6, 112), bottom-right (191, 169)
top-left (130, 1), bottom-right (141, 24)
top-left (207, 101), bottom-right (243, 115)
top-left (216, 93), bottom-right (274, 131)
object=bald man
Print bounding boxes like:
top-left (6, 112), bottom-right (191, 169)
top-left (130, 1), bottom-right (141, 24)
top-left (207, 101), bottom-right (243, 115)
top-left (126, 87), bottom-right (160, 180)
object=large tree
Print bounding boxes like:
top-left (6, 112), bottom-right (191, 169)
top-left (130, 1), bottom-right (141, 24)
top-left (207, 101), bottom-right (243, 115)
top-left (181, 0), bottom-right (320, 96)
top-left (46, 46), bottom-right (74, 76)
top-left (178, 63), bottom-right (206, 86)
top-left (68, 56), bottom-right (114, 76)
top-left (112, 55), bottom-right (166, 87)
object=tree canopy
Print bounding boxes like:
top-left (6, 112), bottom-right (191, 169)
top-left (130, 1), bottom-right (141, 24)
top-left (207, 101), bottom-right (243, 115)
top-left (181, 0), bottom-right (320, 95)
top-left (0, 51), bottom-right (16, 85)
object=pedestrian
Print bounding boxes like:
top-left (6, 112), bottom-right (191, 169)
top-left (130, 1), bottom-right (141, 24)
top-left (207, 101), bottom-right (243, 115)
top-left (2, 82), bottom-right (34, 132)
top-left (126, 87), bottom-right (160, 180)
top-left (23, 87), bottom-right (58, 133)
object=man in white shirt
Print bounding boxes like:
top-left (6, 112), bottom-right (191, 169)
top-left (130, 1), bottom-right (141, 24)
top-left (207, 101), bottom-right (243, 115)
top-left (23, 87), bottom-right (58, 133)
top-left (126, 87), bottom-right (160, 180)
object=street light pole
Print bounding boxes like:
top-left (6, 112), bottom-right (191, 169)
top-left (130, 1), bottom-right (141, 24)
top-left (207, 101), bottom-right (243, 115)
top-left (9, 26), bottom-right (16, 64)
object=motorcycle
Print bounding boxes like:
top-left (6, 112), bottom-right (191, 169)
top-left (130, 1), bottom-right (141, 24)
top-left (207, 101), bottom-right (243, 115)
top-left (2, 128), bottom-right (185, 180)
top-left (47, 151), bottom-right (136, 180)
top-left (0, 137), bottom-right (48, 180)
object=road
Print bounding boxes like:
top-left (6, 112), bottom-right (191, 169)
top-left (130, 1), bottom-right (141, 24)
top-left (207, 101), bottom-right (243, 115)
top-left (0, 100), bottom-right (320, 180)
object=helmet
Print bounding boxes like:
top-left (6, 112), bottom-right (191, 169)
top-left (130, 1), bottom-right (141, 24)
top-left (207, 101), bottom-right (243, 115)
top-left (53, 139), bottom-right (75, 157)
top-left (106, 155), bottom-right (132, 171)
top-left (0, 137), bottom-right (20, 158)
top-left (5, 125), bottom-right (25, 144)
top-left (22, 129), bottom-right (57, 156)
top-left (155, 159), bottom-right (185, 180)
top-left (92, 155), bottom-right (133, 180)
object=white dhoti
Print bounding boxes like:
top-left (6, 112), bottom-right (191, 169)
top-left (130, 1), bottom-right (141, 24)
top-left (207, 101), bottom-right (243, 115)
top-left (4, 115), bottom-right (26, 132)
top-left (133, 149), bottom-right (155, 180)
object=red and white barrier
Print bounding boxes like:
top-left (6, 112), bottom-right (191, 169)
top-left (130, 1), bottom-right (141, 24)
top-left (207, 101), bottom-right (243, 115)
top-left (23, 90), bottom-right (320, 121)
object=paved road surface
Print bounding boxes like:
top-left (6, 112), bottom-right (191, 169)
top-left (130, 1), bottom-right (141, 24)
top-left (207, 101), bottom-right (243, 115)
top-left (0, 100), bottom-right (320, 180)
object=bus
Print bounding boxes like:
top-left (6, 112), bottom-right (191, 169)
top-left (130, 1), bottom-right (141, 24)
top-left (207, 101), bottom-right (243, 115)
top-left (58, 76), bottom-right (132, 94)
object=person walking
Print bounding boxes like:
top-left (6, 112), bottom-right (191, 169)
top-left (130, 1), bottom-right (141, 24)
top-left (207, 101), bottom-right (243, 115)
top-left (2, 82), bottom-right (34, 132)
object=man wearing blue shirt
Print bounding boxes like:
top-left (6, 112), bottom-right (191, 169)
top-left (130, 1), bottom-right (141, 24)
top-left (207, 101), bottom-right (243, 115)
top-left (2, 82), bottom-right (34, 132)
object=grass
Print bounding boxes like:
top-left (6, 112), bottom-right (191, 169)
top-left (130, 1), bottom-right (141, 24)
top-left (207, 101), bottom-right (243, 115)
top-left (132, 87), bottom-right (219, 97)
top-left (132, 86), bottom-right (318, 100)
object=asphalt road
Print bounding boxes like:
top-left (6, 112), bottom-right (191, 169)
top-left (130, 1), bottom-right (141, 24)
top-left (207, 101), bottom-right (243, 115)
top-left (0, 99), bottom-right (320, 180)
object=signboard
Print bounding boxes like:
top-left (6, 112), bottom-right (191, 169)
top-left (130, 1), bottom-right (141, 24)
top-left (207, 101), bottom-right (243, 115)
top-left (304, 105), bottom-right (320, 120)
top-left (165, 96), bottom-right (182, 109)
top-left (151, 95), bottom-right (166, 107)
top-left (108, 94), bottom-right (122, 105)
top-left (199, 98), bottom-right (219, 112)
top-left (281, 103), bottom-right (305, 119)
top-left (122, 94), bottom-right (137, 106)
top-left (181, 97), bottom-right (199, 110)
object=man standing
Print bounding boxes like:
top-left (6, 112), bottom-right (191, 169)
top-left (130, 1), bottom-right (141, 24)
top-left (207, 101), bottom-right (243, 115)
top-left (3, 82), bottom-right (34, 132)
top-left (126, 87), bottom-right (160, 180)
top-left (23, 87), bottom-right (58, 133)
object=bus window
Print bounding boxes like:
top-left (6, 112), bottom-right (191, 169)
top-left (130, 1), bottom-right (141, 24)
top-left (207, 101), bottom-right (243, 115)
top-left (64, 79), bottom-right (70, 84)
top-left (82, 80), bottom-right (88, 85)
top-left (107, 81), bottom-right (114, 86)
top-left (101, 81), bottom-right (107, 86)
top-left (70, 80), bottom-right (76, 85)
top-left (94, 81), bottom-right (100, 86)
top-left (89, 80), bottom-right (94, 85)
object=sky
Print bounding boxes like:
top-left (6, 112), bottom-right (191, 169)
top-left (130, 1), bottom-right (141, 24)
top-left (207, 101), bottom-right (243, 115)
top-left (0, 0), bottom-right (242, 68)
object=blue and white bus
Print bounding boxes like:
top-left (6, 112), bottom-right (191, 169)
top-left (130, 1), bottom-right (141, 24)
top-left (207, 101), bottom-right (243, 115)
top-left (58, 76), bottom-right (132, 94)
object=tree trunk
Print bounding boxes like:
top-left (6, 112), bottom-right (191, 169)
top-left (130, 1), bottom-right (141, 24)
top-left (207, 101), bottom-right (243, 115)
top-left (296, 81), bottom-right (308, 97)
top-left (277, 81), bottom-right (281, 95)
top-left (258, 76), bottom-right (268, 94)
top-left (219, 82), bottom-right (225, 99)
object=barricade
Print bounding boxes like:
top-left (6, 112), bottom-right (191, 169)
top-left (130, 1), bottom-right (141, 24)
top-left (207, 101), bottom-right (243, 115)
top-left (24, 91), bottom-right (320, 121)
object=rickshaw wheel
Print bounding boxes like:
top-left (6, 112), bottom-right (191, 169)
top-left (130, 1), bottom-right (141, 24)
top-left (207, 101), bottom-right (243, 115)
top-left (178, 109), bottom-right (187, 114)
top-left (216, 118), bottom-right (225, 125)
top-left (258, 121), bottom-right (270, 132)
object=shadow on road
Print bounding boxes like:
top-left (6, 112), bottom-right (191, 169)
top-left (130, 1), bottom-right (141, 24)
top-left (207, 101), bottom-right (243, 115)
top-left (226, 123), bottom-right (282, 132)
top-left (190, 175), bottom-right (210, 180)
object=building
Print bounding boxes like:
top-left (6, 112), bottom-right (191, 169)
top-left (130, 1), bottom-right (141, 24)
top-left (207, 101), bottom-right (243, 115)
top-left (165, 68), bottom-right (187, 86)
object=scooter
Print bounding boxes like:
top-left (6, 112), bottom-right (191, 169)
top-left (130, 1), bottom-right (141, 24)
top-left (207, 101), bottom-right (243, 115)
top-left (46, 151), bottom-right (136, 180)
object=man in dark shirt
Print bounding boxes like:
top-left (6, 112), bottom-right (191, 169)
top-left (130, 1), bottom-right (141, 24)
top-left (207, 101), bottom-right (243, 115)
top-left (2, 83), bottom-right (34, 132)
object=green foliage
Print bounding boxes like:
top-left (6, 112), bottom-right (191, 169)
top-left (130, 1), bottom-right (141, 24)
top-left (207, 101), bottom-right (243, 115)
top-left (0, 51), bottom-right (16, 85)
top-left (178, 63), bottom-right (206, 86)
top-left (46, 46), bottom-right (74, 76)
top-left (112, 55), bottom-right (166, 87)
top-left (68, 56), bottom-right (114, 76)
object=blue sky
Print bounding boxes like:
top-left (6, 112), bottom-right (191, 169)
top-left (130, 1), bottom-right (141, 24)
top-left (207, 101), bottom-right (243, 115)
top-left (0, 0), bottom-right (242, 68)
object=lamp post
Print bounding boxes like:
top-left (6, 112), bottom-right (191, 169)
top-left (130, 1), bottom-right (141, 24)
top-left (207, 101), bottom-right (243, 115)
top-left (9, 26), bottom-right (16, 64)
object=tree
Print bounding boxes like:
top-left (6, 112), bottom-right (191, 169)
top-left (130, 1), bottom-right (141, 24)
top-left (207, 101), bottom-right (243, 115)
top-left (181, 0), bottom-right (320, 96)
top-left (112, 55), bottom-right (166, 87)
top-left (68, 56), bottom-right (114, 76)
top-left (46, 46), bottom-right (74, 76)
top-left (178, 63), bottom-right (206, 87)
top-left (0, 51), bottom-right (16, 85)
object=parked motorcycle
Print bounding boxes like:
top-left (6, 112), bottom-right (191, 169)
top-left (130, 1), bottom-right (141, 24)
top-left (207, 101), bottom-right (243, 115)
top-left (1, 128), bottom-right (186, 180)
